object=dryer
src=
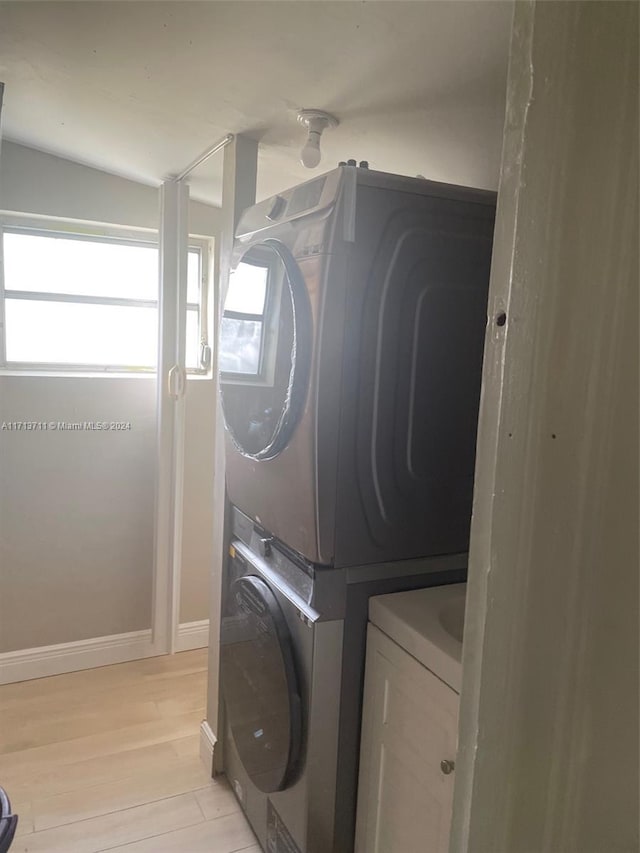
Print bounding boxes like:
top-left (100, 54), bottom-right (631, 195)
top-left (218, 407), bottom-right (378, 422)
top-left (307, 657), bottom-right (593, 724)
top-left (220, 166), bottom-right (496, 567)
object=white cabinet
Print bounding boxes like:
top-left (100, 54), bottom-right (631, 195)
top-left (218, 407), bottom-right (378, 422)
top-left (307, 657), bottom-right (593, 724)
top-left (355, 622), bottom-right (460, 853)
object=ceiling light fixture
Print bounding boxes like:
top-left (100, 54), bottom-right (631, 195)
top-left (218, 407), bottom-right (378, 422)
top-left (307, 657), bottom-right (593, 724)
top-left (297, 109), bottom-right (339, 169)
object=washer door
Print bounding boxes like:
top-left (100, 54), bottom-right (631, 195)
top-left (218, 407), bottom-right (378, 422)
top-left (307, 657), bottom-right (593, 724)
top-left (220, 576), bottom-right (303, 793)
top-left (219, 240), bottom-right (312, 460)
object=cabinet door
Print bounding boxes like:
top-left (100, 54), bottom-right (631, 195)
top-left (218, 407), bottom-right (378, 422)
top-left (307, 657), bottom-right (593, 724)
top-left (355, 624), bottom-right (459, 853)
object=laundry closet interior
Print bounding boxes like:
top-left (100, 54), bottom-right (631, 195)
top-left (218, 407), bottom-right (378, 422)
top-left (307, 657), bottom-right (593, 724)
top-left (0, 3), bottom-right (635, 853)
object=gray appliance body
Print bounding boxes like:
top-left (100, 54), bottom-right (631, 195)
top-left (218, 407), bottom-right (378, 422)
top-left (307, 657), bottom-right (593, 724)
top-left (220, 167), bottom-right (496, 567)
top-left (220, 507), bottom-right (467, 853)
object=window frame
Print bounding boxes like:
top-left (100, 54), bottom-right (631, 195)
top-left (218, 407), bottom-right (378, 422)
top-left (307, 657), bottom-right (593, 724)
top-left (0, 217), bottom-right (211, 376)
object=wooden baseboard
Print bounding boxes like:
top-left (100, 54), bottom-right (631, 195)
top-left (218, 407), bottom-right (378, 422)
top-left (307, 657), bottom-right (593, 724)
top-left (0, 629), bottom-right (157, 685)
top-left (199, 719), bottom-right (217, 777)
top-left (175, 619), bottom-right (210, 652)
top-left (0, 619), bottom-right (210, 685)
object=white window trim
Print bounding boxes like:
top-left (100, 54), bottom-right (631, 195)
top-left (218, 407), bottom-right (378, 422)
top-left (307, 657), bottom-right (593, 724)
top-left (0, 215), bottom-right (212, 377)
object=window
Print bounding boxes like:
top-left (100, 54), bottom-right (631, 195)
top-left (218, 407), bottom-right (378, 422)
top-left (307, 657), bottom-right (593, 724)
top-left (0, 227), bottom-right (208, 373)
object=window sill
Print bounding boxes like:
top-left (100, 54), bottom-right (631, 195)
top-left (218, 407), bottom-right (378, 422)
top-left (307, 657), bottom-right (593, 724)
top-left (0, 368), bottom-right (214, 380)
top-left (0, 369), bottom-right (156, 379)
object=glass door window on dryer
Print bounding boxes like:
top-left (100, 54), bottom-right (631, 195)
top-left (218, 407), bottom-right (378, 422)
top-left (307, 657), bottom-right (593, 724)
top-left (219, 241), bottom-right (312, 460)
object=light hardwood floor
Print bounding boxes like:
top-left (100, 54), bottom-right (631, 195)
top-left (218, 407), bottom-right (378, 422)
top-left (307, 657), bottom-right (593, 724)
top-left (0, 649), bottom-right (259, 853)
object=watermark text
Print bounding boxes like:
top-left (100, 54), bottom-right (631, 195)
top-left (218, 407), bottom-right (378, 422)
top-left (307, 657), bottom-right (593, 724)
top-left (1, 421), bottom-right (133, 432)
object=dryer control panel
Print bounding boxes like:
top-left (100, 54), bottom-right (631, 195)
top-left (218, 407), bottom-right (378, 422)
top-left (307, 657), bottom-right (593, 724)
top-left (235, 168), bottom-right (344, 241)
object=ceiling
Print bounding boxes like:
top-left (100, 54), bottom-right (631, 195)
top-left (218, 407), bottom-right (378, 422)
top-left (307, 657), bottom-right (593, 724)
top-left (0, 1), bottom-right (513, 206)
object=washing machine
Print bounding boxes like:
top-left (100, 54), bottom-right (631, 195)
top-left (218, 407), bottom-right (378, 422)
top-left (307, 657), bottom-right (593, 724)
top-left (220, 506), bottom-right (467, 853)
top-left (219, 166), bottom-right (496, 568)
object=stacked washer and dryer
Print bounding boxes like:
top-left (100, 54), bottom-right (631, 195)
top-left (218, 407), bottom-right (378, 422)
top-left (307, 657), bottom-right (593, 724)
top-left (218, 165), bottom-right (496, 853)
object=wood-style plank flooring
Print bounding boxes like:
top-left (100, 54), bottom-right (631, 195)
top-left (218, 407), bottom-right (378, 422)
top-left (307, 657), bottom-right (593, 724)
top-left (0, 649), bottom-right (259, 852)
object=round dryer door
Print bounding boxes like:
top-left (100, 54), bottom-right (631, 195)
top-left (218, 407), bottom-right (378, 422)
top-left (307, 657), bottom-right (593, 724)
top-left (220, 576), bottom-right (303, 793)
top-left (219, 240), bottom-right (312, 460)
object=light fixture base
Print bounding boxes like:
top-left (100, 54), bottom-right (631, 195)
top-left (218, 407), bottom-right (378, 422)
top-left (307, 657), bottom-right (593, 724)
top-left (297, 109), bottom-right (339, 131)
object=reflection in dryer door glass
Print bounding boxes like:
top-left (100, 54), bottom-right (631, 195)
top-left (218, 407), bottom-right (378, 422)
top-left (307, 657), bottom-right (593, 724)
top-left (220, 257), bottom-right (270, 375)
top-left (219, 317), bottom-right (263, 374)
top-left (220, 241), bottom-right (309, 460)
top-left (226, 261), bottom-right (268, 314)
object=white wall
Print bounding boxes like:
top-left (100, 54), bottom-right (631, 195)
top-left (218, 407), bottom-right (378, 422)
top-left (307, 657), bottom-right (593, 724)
top-left (0, 377), bottom-right (156, 651)
top-left (0, 140), bottom-right (218, 235)
top-left (0, 141), bottom-right (220, 654)
top-left (452, 2), bottom-right (638, 851)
